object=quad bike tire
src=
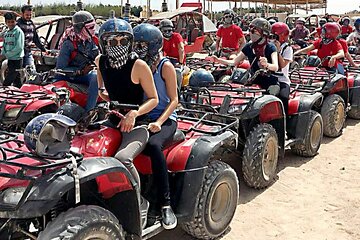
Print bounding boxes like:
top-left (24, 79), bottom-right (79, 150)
top-left (321, 94), bottom-right (346, 138)
top-left (182, 160), bottom-right (239, 240)
top-left (218, 75), bottom-right (231, 83)
top-left (291, 110), bottom-right (323, 157)
top-left (242, 123), bottom-right (279, 189)
top-left (38, 205), bottom-right (125, 240)
top-left (347, 107), bottom-right (360, 120)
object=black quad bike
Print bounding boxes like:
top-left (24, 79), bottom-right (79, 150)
top-left (181, 69), bottom-right (324, 189)
top-left (0, 104), bottom-right (240, 240)
top-left (290, 56), bottom-right (348, 137)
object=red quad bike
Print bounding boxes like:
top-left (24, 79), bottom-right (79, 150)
top-left (0, 103), bottom-right (240, 240)
top-left (290, 55), bottom-right (348, 137)
top-left (343, 54), bottom-right (360, 119)
top-left (0, 67), bottom-right (101, 132)
top-left (181, 69), bottom-right (324, 189)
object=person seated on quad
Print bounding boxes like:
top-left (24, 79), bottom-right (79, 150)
top-left (340, 17), bottom-right (353, 39)
top-left (346, 18), bottom-right (360, 47)
top-left (294, 22), bottom-right (345, 74)
top-left (212, 18), bottom-right (279, 93)
top-left (290, 18), bottom-right (310, 47)
top-left (17, 4), bottom-right (48, 69)
top-left (160, 19), bottom-right (185, 67)
top-left (336, 25), bottom-right (360, 68)
top-left (270, 22), bottom-right (293, 115)
top-left (95, 18), bottom-right (158, 205)
top-left (310, 18), bottom-right (327, 39)
top-left (133, 23), bottom-right (178, 230)
top-left (56, 11), bottom-right (99, 112)
top-left (215, 9), bottom-right (246, 59)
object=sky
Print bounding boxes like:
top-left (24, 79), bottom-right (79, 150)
top-left (0, 0), bottom-right (359, 15)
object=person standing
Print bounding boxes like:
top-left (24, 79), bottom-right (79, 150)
top-left (17, 5), bottom-right (47, 68)
top-left (1, 12), bottom-right (24, 88)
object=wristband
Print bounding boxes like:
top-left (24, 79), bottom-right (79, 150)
top-left (98, 87), bottom-right (106, 92)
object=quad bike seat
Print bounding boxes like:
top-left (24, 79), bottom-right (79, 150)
top-left (164, 129), bottom-right (186, 149)
top-left (67, 82), bottom-right (88, 93)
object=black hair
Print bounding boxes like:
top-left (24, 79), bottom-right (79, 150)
top-left (21, 5), bottom-right (33, 13)
top-left (4, 12), bottom-right (16, 21)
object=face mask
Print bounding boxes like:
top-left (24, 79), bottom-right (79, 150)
top-left (322, 38), bottom-right (333, 45)
top-left (269, 39), bottom-right (276, 44)
top-left (134, 45), bottom-right (149, 59)
top-left (250, 33), bottom-right (261, 43)
top-left (105, 42), bottom-right (130, 69)
top-left (224, 17), bottom-right (232, 24)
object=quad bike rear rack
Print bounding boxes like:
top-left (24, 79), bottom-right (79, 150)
top-left (0, 131), bottom-right (83, 210)
top-left (0, 87), bottom-right (53, 122)
top-left (177, 106), bottom-right (239, 136)
top-left (290, 67), bottom-right (336, 88)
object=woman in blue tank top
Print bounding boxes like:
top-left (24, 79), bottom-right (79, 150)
top-left (133, 23), bottom-right (178, 230)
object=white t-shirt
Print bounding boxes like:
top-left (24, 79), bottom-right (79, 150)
top-left (276, 42), bottom-right (293, 85)
top-left (346, 31), bottom-right (360, 43)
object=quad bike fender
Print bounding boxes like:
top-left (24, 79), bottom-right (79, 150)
top-left (175, 130), bottom-right (238, 221)
top-left (1, 157), bottom-right (139, 220)
top-left (287, 92), bottom-right (323, 140)
top-left (241, 95), bottom-right (285, 156)
top-left (349, 76), bottom-right (360, 108)
top-left (323, 74), bottom-right (349, 104)
top-left (23, 99), bottom-right (57, 112)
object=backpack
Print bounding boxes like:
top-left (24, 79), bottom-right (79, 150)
top-left (69, 36), bottom-right (99, 63)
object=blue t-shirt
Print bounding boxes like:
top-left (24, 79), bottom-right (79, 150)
top-left (241, 42), bottom-right (278, 89)
top-left (241, 42), bottom-right (277, 73)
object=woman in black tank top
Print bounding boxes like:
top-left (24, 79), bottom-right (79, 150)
top-left (95, 19), bottom-right (158, 203)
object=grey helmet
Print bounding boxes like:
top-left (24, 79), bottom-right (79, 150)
top-left (72, 11), bottom-right (95, 33)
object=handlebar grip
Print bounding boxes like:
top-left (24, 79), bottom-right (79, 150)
top-left (110, 102), bottom-right (139, 110)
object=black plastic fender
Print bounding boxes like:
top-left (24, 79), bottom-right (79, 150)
top-left (287, 92), bottom-right (323, 141)
top-left (349, 74), bottom-right (360, 108)
top-left (0, 157), bottom-right (138, 219)
top-left (175, 130), bottom-right (238, 221)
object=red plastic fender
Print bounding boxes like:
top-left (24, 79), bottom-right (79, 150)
top-left (288, 99), bottom-right (300, 116)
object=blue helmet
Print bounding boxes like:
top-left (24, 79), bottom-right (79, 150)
top-left (98, 18), bottom-right (133, 53)
top-left (24, 113), bottom-right (76, 158)
top-left (133, 23), bottom-right (163, 58)
top-left (189, 69), bottom-right (215, 87)
top-left (355, 18), bottom-right (360, 32)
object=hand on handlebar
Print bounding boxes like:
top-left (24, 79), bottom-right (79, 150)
top-left (81, 64), bottom-right (95, 75)
top-left (119, 110), bottom-right (138, 132)
top-left (259, 57), bottom-right (269, 69)
top-left (328, 56), bottom-right (336, 68)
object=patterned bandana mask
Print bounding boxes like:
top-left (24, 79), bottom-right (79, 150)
top-left (134, 45), bottom-right (148, 59)
top-left (105, 42), bottom-right (131, 69)
top-left (59, 20), bottom-right (96, 48)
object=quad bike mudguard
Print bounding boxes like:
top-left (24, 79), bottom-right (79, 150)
top-left (287, 92), bottom-right (323, 140)
top-left (174, 130), bottom-right (238, 221)
top-left (0, 157), bottom-right (138, 219)
top-left (322, 73), bottom-right (349, 104)
top-left (349, 75), bottom-right (360, 109)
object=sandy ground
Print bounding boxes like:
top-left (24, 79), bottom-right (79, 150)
top-left (154, 118), bottom-right (360, 240)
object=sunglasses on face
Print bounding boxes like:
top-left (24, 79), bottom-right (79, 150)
top-left (224, 15), bottom-right (232, 19)
top-left (269, 34), bottom-right (279, 40)
top-left (162, 29), bottom-right (173, 34)
top-left (106, 36), bottom-right (130, 47)
top-left (134, 41), bottom-right (148, 49)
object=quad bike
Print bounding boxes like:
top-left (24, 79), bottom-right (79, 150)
top-left (289, 38), bottom-right (314, 70)
top-left (290, 55), bottom-right (348, 138)
top-left (343, 58), bottom-right (360, 119)
top-left (0, 67), bottom-right (102, 132)
top-left (0, 103), bottom-right (240, 240)
top-left (181, 69), bottom-right (324, 189)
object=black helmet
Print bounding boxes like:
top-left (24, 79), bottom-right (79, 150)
top-left (268, 19), bottom-right (277, 25)
top-left (319, 18), bottom-right (327, 27)
top-left (72, 11), bottom-right (95, 33)
top-left (250, 18), bottom-right (271, 36)
top-left (304, 55), bottom-right (321, 67)
top-left (224, 9), bottom-right (235, 18)
top-left (159, 19), bottom-right (174, 30)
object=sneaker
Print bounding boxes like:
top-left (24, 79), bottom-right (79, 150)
top-left (161, 206), bottom-right (177, 230)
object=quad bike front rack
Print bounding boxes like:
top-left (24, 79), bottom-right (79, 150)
top-left (0, 131), bottom-right (83, 210)
top-left (290, 67), bottom-right (336, 88)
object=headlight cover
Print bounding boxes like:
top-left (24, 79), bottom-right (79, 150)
top-left (0, 187), bottom-right (27, 205)
top-left (4, 107), bottom-right (22, 118)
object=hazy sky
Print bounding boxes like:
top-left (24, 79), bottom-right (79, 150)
top-left (0, 0), bottom-right (359, 14)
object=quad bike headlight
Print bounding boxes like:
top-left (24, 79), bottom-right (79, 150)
top-left (0, 187), bottom-right (27, 205)
top-left (4, 107), bottom-right (22, 118)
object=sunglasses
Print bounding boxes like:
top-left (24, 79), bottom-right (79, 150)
top-left (224, 15), bottom-right (232, 19)
top-left (269, 34), bottom-right (279, 40)
top-left (134, 41), bottom-right (148, 48)
top-left (106, 35), bottom-right (130, 47)
top-left (162, 29), bottom-right (173, 34)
